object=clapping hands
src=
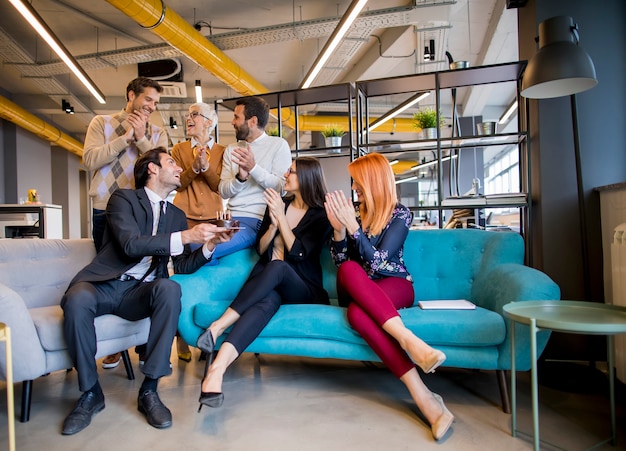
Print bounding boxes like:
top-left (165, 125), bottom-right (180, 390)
top-left (263, 188), bottom-right (285, 227)
top-left (192, 145), bottom-right (209, 173)
top-left (325, 190), bottom-right (359, 239)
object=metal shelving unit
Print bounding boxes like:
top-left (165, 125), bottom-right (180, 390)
top-left (355, 61), bottom-right (530, 246)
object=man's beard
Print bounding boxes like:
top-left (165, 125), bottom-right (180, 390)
top-left (235, 123), bottom-right (249, 141)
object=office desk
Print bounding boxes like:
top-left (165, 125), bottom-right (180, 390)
top-left (503, 300), bottom-right (626, 451)
top-left (0, 204), bottom-right (62, 238)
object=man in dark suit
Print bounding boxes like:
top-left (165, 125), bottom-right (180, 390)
top-left (60, 147), bottom-right (233, 435)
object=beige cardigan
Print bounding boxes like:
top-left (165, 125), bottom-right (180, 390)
top-left (171, 140), bottom-right (226, 221)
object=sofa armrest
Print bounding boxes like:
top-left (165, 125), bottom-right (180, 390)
top-left (0, 283), bottom-right (47, 383)
top-left (472, 263), bottom-right (561, 370)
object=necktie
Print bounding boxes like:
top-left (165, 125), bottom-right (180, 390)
top-left (142, 201), bottom-right (167, 281)
top-left (157, 201), bottom-right (166, 235)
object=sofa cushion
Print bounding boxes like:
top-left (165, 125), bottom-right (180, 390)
top-left (0, 239), bottom-right (95, 309)
top-left (30, 305), bottom-right (151, 352)
top-left (193, 301), bottom-right (505, 348)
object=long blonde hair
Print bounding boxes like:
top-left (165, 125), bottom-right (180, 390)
top-left (348, 153), bottom-right (397, 236)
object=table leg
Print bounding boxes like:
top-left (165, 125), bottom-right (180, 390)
top-left (530, 318), bottom-right (539, 451)
top-left (510, 318), bottom-right (517, 437)
top-left (608, 335), bottom-right (616, 446)
top-left (2, 324), bottom-right (15, 451)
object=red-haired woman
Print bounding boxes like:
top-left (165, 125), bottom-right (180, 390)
top-left (324, 152), bottom-right (453, 441)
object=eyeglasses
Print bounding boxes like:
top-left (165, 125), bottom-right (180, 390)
top-left (287, 167), bottom-right (297, 175)
top-left (185, 111), bottom-right (209, 120)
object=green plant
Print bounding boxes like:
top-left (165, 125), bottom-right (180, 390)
top-left (266, 125), bottom-right (280, 136)
top-left (412, 108), bottom-right (444, 129)
top-left (321, 125), bottom-right (345, 138)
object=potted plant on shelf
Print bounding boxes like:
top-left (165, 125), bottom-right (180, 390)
top-left (412, 108), bottom-right (443, 139)
top-left (321, 125), bottom-right (345, 151)
top-left (266, 125), bottom-right (280, 136)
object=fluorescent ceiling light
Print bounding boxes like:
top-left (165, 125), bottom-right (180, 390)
top-left (411, 154), bottom-right (457, 171)
top-left (389, 159), bottom-right (399, 165)
top-left (395, 175), bottom-right (418, 185)
top-left (300, 0), bottom-right (368, 89)
top-left (195, 80), bottom-right (203, 103)
top-left (368, 92), bottom-right (430, 132)
top-left (8, 0), bottom-right (106, 104)
top-left (498, 100), bottom-right (518, 124)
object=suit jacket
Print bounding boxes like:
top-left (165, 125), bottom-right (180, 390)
top-left (253, 199), bottom-right (332, 304)
top-left (71, 188), bottom-right (209, 285)
top-left (171, 140), bottom-right (226, 221)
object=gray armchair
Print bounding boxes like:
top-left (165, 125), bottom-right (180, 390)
top-left (0, 239), bottom-right (149, 422)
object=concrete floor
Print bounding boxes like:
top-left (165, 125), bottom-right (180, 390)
top-left (1, 347), bottom-right (625, 451)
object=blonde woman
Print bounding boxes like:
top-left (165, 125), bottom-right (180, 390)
top-left (324, 153), bottom-right (453, 441)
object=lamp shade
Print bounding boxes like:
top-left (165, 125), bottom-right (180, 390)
top-left (521, 16), bottom-right (597, 99)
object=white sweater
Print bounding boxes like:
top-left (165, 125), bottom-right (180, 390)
top-left (219, 133), bottom-right (292, 220)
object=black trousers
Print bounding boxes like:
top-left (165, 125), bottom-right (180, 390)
top-left (61, 278), bottom-right (181, 392)
top-left (226, 260), bottom-right (315, 354)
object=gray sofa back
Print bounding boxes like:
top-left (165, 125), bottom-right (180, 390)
top-left (0, 239), bottom-right (95, 309)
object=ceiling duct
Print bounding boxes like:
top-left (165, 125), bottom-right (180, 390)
top-left (138, 58), bottom-right (183, 81)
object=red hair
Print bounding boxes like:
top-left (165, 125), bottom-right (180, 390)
top-left (348, 153), bottom-right (397, 236)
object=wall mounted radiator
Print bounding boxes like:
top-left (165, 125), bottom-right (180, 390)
top-left (610, 223), bottom-right (626, 384)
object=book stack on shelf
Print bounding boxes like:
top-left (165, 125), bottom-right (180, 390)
top-left (441, 196), bottom-right (486, 207)
top-left (485, 193), bottom-right (527, 205)
top-left (441, 193), bottom-right (527, 207)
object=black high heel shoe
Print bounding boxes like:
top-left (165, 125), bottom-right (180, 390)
top-left (197, 328), bottom-right (215, 354)
top-left (198, 392), bottom-right (224, 411)
top-left (196, 329), bottom-right (224, 412)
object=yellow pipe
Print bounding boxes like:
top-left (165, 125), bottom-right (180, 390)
top-left (296, 115), bottom-right (418, 133)
top-left (106, 0), bottom-right (270, 97)
top-left (0, 95), bottom-right (84, 158)
top-left (107, 0), bottom-right (421, 137)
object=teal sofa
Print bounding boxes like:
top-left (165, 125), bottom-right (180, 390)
top-left (173, 229), bottom-right (560, 412)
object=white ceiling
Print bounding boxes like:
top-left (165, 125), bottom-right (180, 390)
top-left (0, 0), bottom-right (520, 151)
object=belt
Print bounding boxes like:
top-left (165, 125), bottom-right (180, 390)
top-left (116, 274), bottom-right (137, 282)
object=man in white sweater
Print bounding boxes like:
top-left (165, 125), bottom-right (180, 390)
top-left (215, 96), bottom-right (291, 262)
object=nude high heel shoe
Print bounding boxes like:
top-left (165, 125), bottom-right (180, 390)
top-left (431, 393), bottom-right (454, 441)
top-left (418, 349), bottom-right (446, 374)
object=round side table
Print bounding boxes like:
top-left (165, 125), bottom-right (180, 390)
top-left (503, 300), bottom-right (626, 451)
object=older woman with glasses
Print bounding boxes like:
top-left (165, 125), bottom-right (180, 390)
top-left (170, 103), bottom-right (226, 361)
top-left (196, 156), bottom-right (331, 411)
top-left (171, 103), bottom-right (226, 229)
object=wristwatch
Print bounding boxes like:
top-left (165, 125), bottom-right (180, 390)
top-left (235, 173), bottom-right (248, 182)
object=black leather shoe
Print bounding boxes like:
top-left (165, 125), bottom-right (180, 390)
top-left (196, 328), bottom-right (215, 354)
top-left (62, 390), bottom-right (105, 435)
top-left (138, 390), bottom-right (172, 429)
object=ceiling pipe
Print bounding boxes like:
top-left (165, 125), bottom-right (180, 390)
top-left (296, 115), bottom-right (416, 134)
top-left (0, 95), bottom-right (84, 157)
top-left (106, 0), bottom-right (267, 97)
top-left (105, 0), bottom-right (299, 127)
top-left (106, 0), bottom-right (424, 136)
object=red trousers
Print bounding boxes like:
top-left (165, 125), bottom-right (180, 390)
top-left (337, 261), bottom-right (415, 378)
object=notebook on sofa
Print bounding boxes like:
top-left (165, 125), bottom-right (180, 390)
top-left (418, 300), bottom-right (476, 310)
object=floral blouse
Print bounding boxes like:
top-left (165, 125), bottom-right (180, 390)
top-left (330, 203), bottom-right (413, 282)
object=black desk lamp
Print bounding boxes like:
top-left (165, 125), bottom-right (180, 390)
top-left (521, 15), bottom-right (598, 299)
